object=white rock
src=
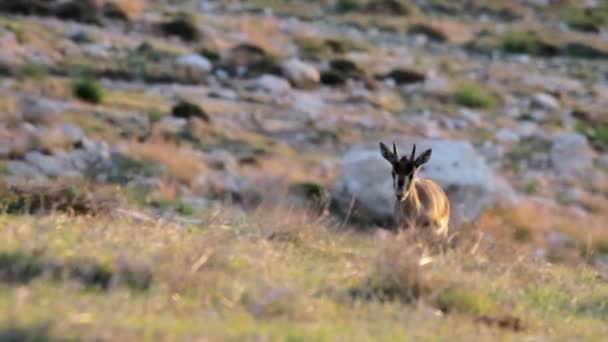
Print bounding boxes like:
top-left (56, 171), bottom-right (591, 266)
top-left (176, 54), bottom-right (213, 73)
top-left (550, 132), bottom-right (593, 178)
top-left (495, 128), bottom-right (520, 143)
top-left (281, 58), bottom-right (320, 89)
top-left (532, 92), bottom-right (560, 110)
top-left (25, 151), bottom-right (80, 178)
top-left (60, 123), bottom-right (85, 145)
top-left (6, 160), bottom-right (43, 179)
top-left (255, 74), bottom-right (291, 94)
top-left (18, 95), bottom-right (61, 125)
top-left (331, 138), bottom-right (501, 228)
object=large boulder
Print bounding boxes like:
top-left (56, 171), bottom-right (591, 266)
top-left (331, 138), bottom-right (502, 229)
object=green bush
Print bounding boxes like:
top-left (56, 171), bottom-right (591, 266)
top-left (335, 0), bottom-right (361, 13)
top-left (73, 77), bottom-right (104, 104)
top-left (435, 287), bottom-right (494, 315)
top-left (502, 31), bottom-right (540, 55)
top-left (454, 84), bottom-right (495, 109)
top-left (160, 17), bottom-right (201, 42)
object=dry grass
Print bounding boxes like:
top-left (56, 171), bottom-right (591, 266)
top-left (0, 200), bottom-right (607, 340)
top-left (127, 141), bottom-right (207, 188)
top-left (104, 0), bottom-right (145, 21)
top-left (0, 181), bottom-right (119, 216)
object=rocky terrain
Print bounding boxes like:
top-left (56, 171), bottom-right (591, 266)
top-left (1, 0), bottom-right (608, 340)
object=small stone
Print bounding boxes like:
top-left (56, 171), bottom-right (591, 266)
top-left (176, 54), bottom-right (213, 73)
top-left (60, 123), bottom-right (85, 146)
top-left (495, 128), bottom-right (519, 143)
top-left (255, 74), bottom-right (291, 94)
top-left (282, 58), bottom-right (320, 89)
top-left (532, 92), bottom-right (560, 110)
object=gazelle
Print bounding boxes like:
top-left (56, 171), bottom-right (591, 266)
top-left (379, 142), bottom-right (450, 238)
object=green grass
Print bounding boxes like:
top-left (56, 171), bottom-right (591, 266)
top-left (0, 207), bottom-right (607, 341)
top-left (453, 83), bottom-right (495, 109)
top-left (575, 120), bottom-right (608, 149)
top-left (563, 5), bottom-right (608, 32)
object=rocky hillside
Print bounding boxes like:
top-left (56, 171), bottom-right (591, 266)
top-left (1, 0), bottom-right (608, 340)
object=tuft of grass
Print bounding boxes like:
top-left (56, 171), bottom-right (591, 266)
top-left (107, 154), bottom-right (165, 184)
top-left (351, 234), bottom-right (430, 303)
top-left (4, 23), bottom-right (27, 43)
top-left (575, 120), bottom-right (608, 150)
top-left (453, 83), bottom-right (495, 109)
top-left (72, 77), bottom-right (104, 104)
top-left (513, 226), bottom-right (531, 243)
top-left (524, 180), bottom-right (540, 195)
top-left (435, 287), bottom-right (494, 315)
top-left (20, 63), bottom-right (49, 80)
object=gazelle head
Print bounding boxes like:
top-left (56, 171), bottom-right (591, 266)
top-left (379, 142), bottom-right (432, 201)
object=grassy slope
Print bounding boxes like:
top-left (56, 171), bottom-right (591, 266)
top-left (0, 206), bottom-right (607, 342)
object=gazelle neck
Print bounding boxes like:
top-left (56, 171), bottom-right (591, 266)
top-left (403, 175), bottom-right (421, 210)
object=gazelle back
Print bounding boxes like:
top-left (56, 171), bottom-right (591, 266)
top-left (379, 141), bottom-right (450, 237)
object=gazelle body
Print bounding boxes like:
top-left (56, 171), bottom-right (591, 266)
top-left (379, 142), bottom-right (450, 237)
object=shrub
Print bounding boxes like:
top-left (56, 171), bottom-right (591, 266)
top-left (107, 154), bottom-right (165, 184)
top-left (335, 0), bottom-right (362, 13)
top-left (502, 31), bottom-right (540, 55)
top-left (171, 100), bottom-right (209, 121)
top-left (435, 287), bottom-right (494, 315)
top-left (73, 77), bottom-right (104, 104)
top-left (454, 83), bottom-right (495, 109)
top-left (55, 0), bottom-right (99, 24)
top-left (575, 120), bottom-right (608, 150)
top-left (160, 16), bottom-right (201, 42)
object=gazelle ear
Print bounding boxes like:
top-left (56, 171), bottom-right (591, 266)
top-left (379, 142), bottom-right (396, 163)
top-left (415, 148), bottom-right (432, 167)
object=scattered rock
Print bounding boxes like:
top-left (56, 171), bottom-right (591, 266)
top-left (25, 151), bottom-right (79, 178)
top-left (331, 138), bottom-right (498, 228)
top-left (495, 128), bottom-right (520, 143)
top-left (59, 123), bottom-right (85, 146)
top-left (281, 58), bottom-right (320, 89)
top-left (205, 150), bottom-right (238, 171)
top-left (18, 96), bottom-right (61, 125)
top-left (531, 92), bottom-right (560, 110)
top-left (407, 20), bottom-right (472, 44)
top-left (550, 132), bottom-right (593, 178)
top-left (176, 54), bottom-right (213, 74)
top-left (254, 74), bottom-right (292, 94)
top-left (224, 43), bottom-right (281, 78)
top-left (364, 0), bottom-right (413, 15)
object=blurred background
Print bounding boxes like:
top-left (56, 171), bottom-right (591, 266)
top-left (1, 0), bottom-right (608, 340)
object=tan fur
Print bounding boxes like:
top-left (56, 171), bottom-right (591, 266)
top-left (394, 178), bottom-right (450, 237)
